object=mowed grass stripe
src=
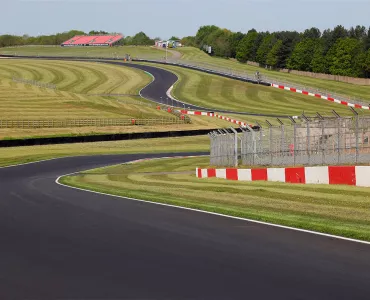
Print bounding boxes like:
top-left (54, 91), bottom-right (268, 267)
top-left (62, 156), bottom-right (370, 241)
top-left (144, 63), bottom-right (370, 116)
top-left (0, 59), bottom-right (171, 121)
top-left (176, 47), bottom-right (370, 102)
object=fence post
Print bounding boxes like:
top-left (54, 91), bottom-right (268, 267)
top-left (307, 121), bottom-right (311, 166)
top-left (332, 110), bottom-right (341, 164)
top-left (230, 127), bottom-right (239, 167)
top-left (266, 120), bottom-right (273, 165)
top-left (302, 114), bottom-right (310, 166)
top-left (350, 107), bottom-right (359, 164)
top-left (244, 124), bottom-right (256, 165)
top-left (355, 114), bottom-right (359, 164)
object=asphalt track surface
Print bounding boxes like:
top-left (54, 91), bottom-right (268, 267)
top-left (1, 154), bottom-right (370, 300)
top-left (1, 56), bottom-right (370, 299)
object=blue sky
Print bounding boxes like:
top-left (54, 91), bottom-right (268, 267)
top-left (1, 0), bottom-right (369, 38)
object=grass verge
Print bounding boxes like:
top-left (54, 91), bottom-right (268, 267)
top-left (176, 47), bottom-right (370, 101)
top-left (138, 62), bottom-right (369, 117)
top-left (0, 45), bottom-right (170, 60)
top-left (0, 136), bottom-right (209, 167)
top-left (60, 156), bottom-right (370, 242)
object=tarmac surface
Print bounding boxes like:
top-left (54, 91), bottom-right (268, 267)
top-left (1, 154), bottom-right (370, 300)
top-left (1, 56), bottom-right (370, 299)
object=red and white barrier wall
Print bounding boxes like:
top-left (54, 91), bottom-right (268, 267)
top-left (196, 165), bottom-right (370, 187)
top-left (271, 83), bottom-right (370, 110)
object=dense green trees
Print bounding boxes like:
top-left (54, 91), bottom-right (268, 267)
top-left (190, 24), bottom-right (370, 78)
top-left (266, 40), bottom-right (283, 68)
top-left (126, 32), bottom-right (153, 45)
top-left (181, 36), bottom-right (196, 47)
top-left (0, 30), bottom-right (86, 47)
top-left (2, 24), bottom-right (370, 78)
top-left (236, 29), bottom-right (258, 62)
top-left (287, 38), bottom-right (318, 71)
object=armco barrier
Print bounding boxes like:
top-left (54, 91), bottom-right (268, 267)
top-left (196, 165), bottom-right (370, 187)
top-left (271, 83), bottom-right (370, 111)
top-left (0, 128), bottom-right (220, 148)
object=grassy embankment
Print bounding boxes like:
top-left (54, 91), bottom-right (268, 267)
top-left (4, 45), bottom-right (370, 102)
top-left (0, 59), bottom-right (233, 139)
top-left (0, 135), bottom-right (209, 167)
top-left (61, 156), bottom-right (370, 242)
top-left (176, 47), bottom-right (370, 102)
top-left (138, 63), bottom-right (370, 126)
top-left (0, 45), bottom-right (169, 60)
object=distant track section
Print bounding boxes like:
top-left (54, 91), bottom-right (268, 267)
top-left (0, 54), bottom-right (289, 118)
top-left (3, 53), bottom-right (368, 112)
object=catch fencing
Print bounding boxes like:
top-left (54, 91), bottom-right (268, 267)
top-left (0, 117), bottom-right (188, 129)
top-left (210, 115), bottom-right (370, 167)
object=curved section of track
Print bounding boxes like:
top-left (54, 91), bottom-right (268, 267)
top-left (103, 60), bottom-right (289, 118)
top-left (1, 55), bottom-right (288, 118)
top-left (1, 154), bottom-right (370, 299)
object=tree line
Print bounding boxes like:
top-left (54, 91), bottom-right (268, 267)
top-left (0, 30), bottom-right (155, 47)
top-left (181, 25), bottom-right (370, 78)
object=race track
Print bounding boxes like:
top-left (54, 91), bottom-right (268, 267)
top-left (1, 57), bottom-right (370, 299)
top-left (107, 61), bottom-right (289, 118)
top-left (1, 154), bottom-right (370, 300)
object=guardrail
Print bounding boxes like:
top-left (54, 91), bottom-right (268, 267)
top-left (0, 118), bottom-right (187, 129)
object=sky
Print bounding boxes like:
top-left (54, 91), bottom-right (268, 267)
top-left (1, 0), bottom-right (369, 39)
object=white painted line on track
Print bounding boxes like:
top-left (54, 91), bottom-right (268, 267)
top-left (55, 156), bottom-right (370, 246)
top-left (0, 157), bottom-right (62, 169)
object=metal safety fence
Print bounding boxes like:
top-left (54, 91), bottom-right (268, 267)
top-left (209, 114), bottom-right (370, 167)
top-left (0, 118), bottom-right (188, 129)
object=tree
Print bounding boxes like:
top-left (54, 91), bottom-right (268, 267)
top-left (364, 49), bottom-right (370, 77)
top-left (266, 40), bottom-right (283, 68)
top-left (287, 38), bottom-right (318, 71)
top-left (303, 27), bottom-right (321, 39)
top-left (274, 31), bottom-right (301, 68)
top-left (169, 36), bottom-right (180, 41)
top-left (236, 29), bottom-right (258, 63)
top-left (311, 42), bottom-right (328, 73)
top-left (131, 32), bottom-right (153, 45)
top-left (181, 36), bottom-right (196, 47)
top-left (194, 25), bottom-right (219, 47)
top-left (256, 33), bottom-right (276, 65)
top-left (205, 28), bottom-right (232, 57)
top-left (89, 30), bottom-right (108, 35)
top-left (326, 38), bottom-right (365, 77)
top-left (365, 27), bottom-right (370, 51)
top-left (228, 32), bottom-right (245, 58)
top-left (349, 25), bottom-right (367, 40)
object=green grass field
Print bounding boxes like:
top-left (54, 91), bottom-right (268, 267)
top-left (0, 59), bottom-right (158, 119)
top-left (0, 135), bottom-right (209, 167)
top-left (61, 156), bottom-right (370, 242)
top-left (175, 47), bottom-right (370, 102)
top-left (141, 63), bottom-right (369, 117)
top-left (4, 45), bottom-right (370, 101)
top-left (0, 58), bottom-right (246, 139)
top-left (0, 45), bottom-right (170, 60)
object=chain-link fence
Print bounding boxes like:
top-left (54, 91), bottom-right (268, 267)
top-left (210, 115), bottom-right (370, 167)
